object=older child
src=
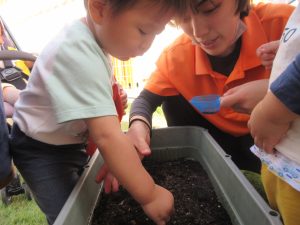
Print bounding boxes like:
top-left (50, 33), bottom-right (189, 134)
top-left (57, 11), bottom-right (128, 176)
top-left (10, 0), bottom-right (188, 224)
top-left (248, 3), bottom-right (300, 225)
top-left (128, 0), bottom-right (294, 173)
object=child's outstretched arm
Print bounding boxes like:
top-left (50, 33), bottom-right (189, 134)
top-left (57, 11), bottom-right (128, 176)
top-left (256, 40), bottom-right (280, 70)
top-left (248, 92), bottom-right (296, 153)
top-left (85, 116), bottom-right (174, 225)
top-left (248, 54), bottom-right (300, 153)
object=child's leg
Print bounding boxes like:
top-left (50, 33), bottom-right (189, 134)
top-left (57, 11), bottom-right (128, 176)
top-left (10, 124), bottom-right (88, 225)
top-left (0, 90), bottom-right (13, 188)
top-left (261, 164), bottom-right (300, 225)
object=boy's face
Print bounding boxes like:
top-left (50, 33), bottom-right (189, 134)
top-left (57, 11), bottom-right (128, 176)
top-left (90, 0), bottom-right (174, 61)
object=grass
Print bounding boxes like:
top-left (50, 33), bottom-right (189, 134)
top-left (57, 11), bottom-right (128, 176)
top-left (0, 194), bottom-right (47, 225)
top-left (121, 104), bottom-right (167, 131)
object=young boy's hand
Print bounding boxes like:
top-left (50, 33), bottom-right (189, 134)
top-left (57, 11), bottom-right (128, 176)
top-left (95, 163), bottom-right (119, 193)
top-left (248, 92), bottom-right (293, 153)
top-left (142, 185), bottom-right (174, 225)
top-left (256, 40), bottom-right (280, 70)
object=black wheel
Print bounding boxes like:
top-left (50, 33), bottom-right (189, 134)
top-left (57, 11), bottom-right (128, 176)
top-left (1, 188), bottom-right (12, 206)
top-left (23, 183), bottom-right (32, 201)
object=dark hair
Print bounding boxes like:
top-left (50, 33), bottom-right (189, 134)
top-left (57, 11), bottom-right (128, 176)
top-left (106, 0), bottom-right (191, 16)
top-left (237, 0), bottom-right (251, 18)
top-left (192, 0), bottom-right (250, 18)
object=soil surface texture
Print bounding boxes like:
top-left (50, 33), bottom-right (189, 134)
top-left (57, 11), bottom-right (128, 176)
top-left (91, 158), bottom-right (232, 225)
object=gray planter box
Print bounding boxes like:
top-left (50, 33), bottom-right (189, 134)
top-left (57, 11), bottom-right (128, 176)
top-left (54, 126), bottom-right (283, 225)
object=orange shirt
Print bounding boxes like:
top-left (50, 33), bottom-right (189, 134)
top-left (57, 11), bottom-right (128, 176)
top-left (145, 3), bottom-right (294, 137)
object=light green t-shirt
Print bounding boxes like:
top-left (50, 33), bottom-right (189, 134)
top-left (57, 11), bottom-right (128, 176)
top-left (13, 20), bottom-right (117, 145)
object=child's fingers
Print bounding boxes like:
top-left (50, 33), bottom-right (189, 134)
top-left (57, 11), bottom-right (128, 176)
top-left (263, 143), bottom-right (275, 154)
top-left (111, 177), bottom-right (119, 192)
top-left (256, 40), bottom-right (280, 56)
top-left (104, 173), bottom-right (119, 193)
top-left (95, 164), bottom-right (109, 183)
top-left (261, 53), bottom-right (276, 60)
top-left (104, 175), bottom-right (112, 193)
top-left (254, 136), bottom-right (263, 150)
top-left (156, 215), bottom-right (171, 225)
top-left (263, 40), bottom-right (280, 53)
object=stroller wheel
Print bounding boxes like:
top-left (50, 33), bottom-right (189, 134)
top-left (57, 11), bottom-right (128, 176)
top-left (1, 188), bottom-right (12, 206)
top-left (22, 183), bottom-right (32, 201)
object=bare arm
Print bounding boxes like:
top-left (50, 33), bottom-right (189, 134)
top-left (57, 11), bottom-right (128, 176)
top-left (249, 54), bottom-right (300, 152)
top-left (85, 115), bottom-right (173, 224)
top-left (256, 40), bottom-right (280, 70)
top-left (86, 116), bottom-right (154, 202)
top-left (248, 92), bottom-right (297, 153)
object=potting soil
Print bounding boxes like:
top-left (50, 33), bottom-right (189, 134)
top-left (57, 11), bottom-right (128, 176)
top-left (91, 158), bottom-right (232, 225)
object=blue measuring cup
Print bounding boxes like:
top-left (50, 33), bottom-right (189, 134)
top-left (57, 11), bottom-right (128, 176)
top-left (190, 95), bottom-right (220, 114)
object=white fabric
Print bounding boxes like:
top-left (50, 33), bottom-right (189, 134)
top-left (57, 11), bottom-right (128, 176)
top-left (269, 5), bottom-right (300, 164)
top-left (13, 20), bottom-right (117, 145)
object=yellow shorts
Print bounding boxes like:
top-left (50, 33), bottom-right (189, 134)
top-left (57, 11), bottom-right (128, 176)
top-left (261, 164), bottom-right (300, 225)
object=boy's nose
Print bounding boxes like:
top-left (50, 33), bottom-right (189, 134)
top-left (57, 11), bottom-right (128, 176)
top-left (139, 36), bottom-right (155, 53)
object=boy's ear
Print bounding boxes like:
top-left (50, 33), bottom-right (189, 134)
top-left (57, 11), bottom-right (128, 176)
top-left (87, 0), bottom-right (107, 24)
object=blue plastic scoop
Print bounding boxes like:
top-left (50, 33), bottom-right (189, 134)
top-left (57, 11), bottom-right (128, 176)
top-left (190, 95), bottom-right (220, 114)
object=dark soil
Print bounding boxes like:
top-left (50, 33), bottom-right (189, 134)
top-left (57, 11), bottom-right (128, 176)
top-left (91, 158), bottom-right (232, 225)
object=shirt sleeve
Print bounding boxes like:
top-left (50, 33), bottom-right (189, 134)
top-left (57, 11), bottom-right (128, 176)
top-left (45, 36), bottom-right (116, 123)
top-left (271, 53), bottom-right (300, 115)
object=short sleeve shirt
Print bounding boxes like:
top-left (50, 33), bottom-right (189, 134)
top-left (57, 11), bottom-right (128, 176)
top-left (13, 20), bottom-right (117, 145)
